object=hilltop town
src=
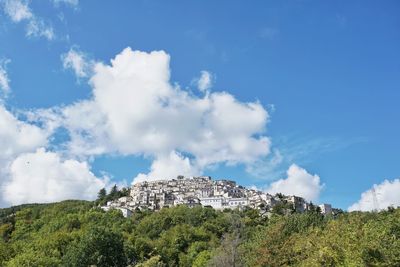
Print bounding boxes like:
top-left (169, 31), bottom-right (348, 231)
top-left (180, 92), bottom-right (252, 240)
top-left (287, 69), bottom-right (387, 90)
top-left (102, 176), bottom-right (334, 217)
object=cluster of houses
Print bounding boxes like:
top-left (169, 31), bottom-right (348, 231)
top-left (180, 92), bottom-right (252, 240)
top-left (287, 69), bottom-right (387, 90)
top-left (102, 176), bottom-right (333, 217)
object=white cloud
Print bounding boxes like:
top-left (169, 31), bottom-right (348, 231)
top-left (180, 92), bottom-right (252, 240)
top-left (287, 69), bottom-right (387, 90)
top-left (62, 48), bottom-right (93, 78)
top-left (0, 60), bottom-right (11, 96)
top-left (26, 18), bottom-right (54, 40)
top-left (2, 0), bottom-right (32, 22)
top-left (0, 105), bottom-right (49, 162)
top-left (2, 148), bottom-right (108, 206)
top-left (52, 0), bottom-right (79, 7)
top-left (133, 151), bottom-right (199, 183)
top-left (197, 70), bottom-right (213, 92)
top-left (54, 47), bottom-right (270, 181)
top-left (0, 104), bottom-right (51, 206)
top-left (0, 104), bottom-right (113, 206)
top-left (2, 0), bottom-right (54, 40)
top-left (348, 179), bottom-right (400, 212)
top-left (266, 164), bottom-right (323, 201)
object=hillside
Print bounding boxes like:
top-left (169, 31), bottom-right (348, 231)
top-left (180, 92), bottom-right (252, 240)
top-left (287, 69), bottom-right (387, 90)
top-left (0, 200), bottom-right (399, 266)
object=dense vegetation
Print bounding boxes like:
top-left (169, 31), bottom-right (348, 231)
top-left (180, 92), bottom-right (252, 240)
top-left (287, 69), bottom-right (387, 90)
top-left (0, 196), bottom-right (399, 266)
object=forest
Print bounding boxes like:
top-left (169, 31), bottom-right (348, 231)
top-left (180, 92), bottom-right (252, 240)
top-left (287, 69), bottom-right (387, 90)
top-left (0, 189), bottom-right (399, 267)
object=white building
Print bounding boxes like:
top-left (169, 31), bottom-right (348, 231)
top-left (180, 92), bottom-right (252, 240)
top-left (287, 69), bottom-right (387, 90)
top-left (101, 206), bottom-right (133, 218)
top-left (227, 198), bottom-right (248, 208)
top-left (319, 204), bottom-right (332, 215)
top-left (199, 197), bottom-right (225, 210)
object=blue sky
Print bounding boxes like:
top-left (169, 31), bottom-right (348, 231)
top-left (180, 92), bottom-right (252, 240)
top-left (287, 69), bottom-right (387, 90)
top-left (0, 0), bottom-right (399, 210)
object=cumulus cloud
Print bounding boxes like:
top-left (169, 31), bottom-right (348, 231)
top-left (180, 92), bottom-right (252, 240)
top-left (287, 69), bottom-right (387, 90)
top-left (266, 164), bottom-right (323, 201)
top-left (134, 151), bottom-right (199, 183)
top-left (54, 47), bottom-right (270, 181)
top-left (348, 179), bottom-right (400, 212)
top-left (0, 105), bottom-right (51, 206)
top-left (0, 47), bottom-right (271, 205)
top-left (0, 60), bottom-right (11, 96)
top-left (0, 103), bottom-right (112, 206)
top-left (2, 148), bottom-right (108, 206)
top-left (2, 0), bottom-right (54, 40)
top-left (62, 48), bottom-right (93, 78)
top-left (0, 105), bottom-right (49, 162)
top-left (197, 70), bottom-right (213, 92)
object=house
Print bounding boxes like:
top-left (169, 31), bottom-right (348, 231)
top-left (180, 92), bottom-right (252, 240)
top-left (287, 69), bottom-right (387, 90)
top-left (319, 204), bottom-right (332, 215)
top-left (100, 206), bottom-right (133, 218)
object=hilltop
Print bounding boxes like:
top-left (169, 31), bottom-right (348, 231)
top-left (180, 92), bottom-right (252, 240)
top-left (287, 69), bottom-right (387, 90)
top-left (1, 198), bottom-right (399, 266)
top-left (101, 176), bottom-right (336, 217)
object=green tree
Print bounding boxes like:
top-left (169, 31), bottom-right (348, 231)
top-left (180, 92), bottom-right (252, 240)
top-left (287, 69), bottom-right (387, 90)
top-left (136, 255), bottom-right (166, 267)
top-left (63, 227), bottom-right (127, 267)
top-left (97, 188), bottom-right (107, 205)
top-left (108, 184), bottom-right (119, 201)
top-left (192, 250), bottom-right (212, 267)
top-left (0, 241), bottom-right (14, 265)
